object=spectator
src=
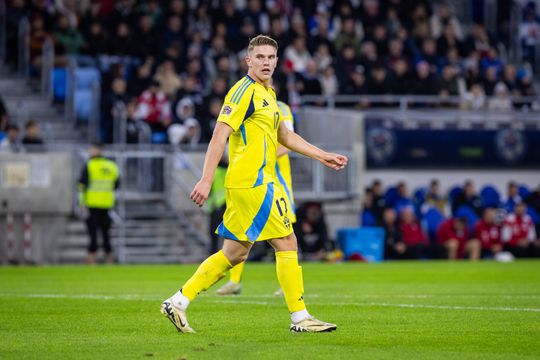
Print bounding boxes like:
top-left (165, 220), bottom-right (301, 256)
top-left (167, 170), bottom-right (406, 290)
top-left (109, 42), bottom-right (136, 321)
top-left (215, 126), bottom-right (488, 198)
top-left (452, 180), bottom-right (483, 216)
top-left (438, 65), bottom-right (461, 97)
top-left (128, 61), bottom-right (153, 97)
top-left (154, 60), bottom-right (183, 100)
top-left (525, 184), bottom-right (540, 217)
top-left (502, 202), bottom-right (538, 258)
top-left (380, 207), bottom-right (404, 260)
top-left (168, 118), bottom-right (201, 147)
top-left (371, 179), bottom-right (387, 223)
top-left (0, 124), bottom-right (23, 152)
top-left (22, 120), bottom-right (45, 150)
top-left (482, 66), bottom-right (499, 96)
top-left (502, 65), bottom-right (519, 96)
top-left (294, 202), bottom-right (329, 261)
top-left (460, 83), bottom-right (486, 110)
top-left (313, 43), bottom-right (333, 72)
top-left (399, 207), bottom-right (429, 259)
top-left (412, 61), bottom-right (439, 95)
top-left (519, 2), bottom-right (540, 66)
top-left (284, 36), bottom-right (312, 74)
top-left (368, 65), bottom-right (391, 95)
top-left (425, 179), bottom-right (447, 215)
top-left (487, 82), bottom-right (512, 111)
top-left (108, 22), bottom-right (135, 56)
top-left (101, 77), bottom-right (129, 143)
top-left (82, 22), bottom-right (108, 56)
top-left (295, 60), bottom-right (322, 96)
top-left (390, 58), bottom-right (411, 94)
top-left (135, 80), bottom-right (171, 133)
top-left (134, 15), bottom-right (159, 59)
top-left (53, 15), bottom-right (85, 55)
top-left (473, 208), bottom-right (503, 258)
top-left (430, 2), bottom-right (464, 40)
top-left (319, 66), bottom-right (338, 97)
top-left (334, 17), bottom-right (362, 56)
top-left (437, 216), bottom-right (481, 260)
top-left (505, 181), bottom-right (522, 212)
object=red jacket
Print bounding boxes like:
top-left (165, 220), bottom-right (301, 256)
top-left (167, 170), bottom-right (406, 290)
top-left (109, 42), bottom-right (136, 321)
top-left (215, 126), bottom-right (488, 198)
top-left (436, 218), bottom-right (469, 245)
top-left (502, 214), bottom-right (536, 246)
top-left (400, 222), bottom-right (428, 246)
top-left (473, 220), bottom-right (501, 249)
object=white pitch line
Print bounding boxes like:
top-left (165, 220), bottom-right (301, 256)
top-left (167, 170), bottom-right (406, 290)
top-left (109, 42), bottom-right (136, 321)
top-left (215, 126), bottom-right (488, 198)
top-left (1, 293), bottom-right (540, 313)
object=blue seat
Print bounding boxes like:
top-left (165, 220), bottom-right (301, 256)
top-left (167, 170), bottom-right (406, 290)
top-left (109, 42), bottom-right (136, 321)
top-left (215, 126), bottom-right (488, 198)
top-left (455, 205), bottom-right (479, 231)
top-left (480, 185), bottom-right (501, 208)
top-left (75, 68), bottom-right (101, 89)
top-left (74, 89), bottom-right (92, 121)
top-left (414, 187), bottom-right (427, 204)
top-left (528, 207), bottom-right (540, 224)
top-left (518, 185), bottom-right (530, 200)
top-left (360, 210), bottom-right (377, 227)
top-left (52, 68), bottom-right (67, 102)
top-left (151, 132), bottom-right (167, 144)
top-left (448, 186), bottom-right (463, 207)
top-left (385, 187), bottom-right (399, 207)
top-left (422, 207), bottom-right (445, 243)
top-left (395, 198), bottom-right (414, 214)
top-left (337, 227), bottom-right (385, 262)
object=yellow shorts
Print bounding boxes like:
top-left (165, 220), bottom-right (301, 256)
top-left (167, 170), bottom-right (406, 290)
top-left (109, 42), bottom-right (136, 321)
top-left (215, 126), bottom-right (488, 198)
top-left (216, 182), bottom-right (294, 242)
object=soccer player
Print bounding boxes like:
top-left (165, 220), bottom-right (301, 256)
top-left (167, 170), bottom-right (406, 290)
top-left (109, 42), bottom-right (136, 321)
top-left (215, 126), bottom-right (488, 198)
top-left (215, 100), bottom-right (297, 296)
top-left (161, 35), bottom-right (348, 333)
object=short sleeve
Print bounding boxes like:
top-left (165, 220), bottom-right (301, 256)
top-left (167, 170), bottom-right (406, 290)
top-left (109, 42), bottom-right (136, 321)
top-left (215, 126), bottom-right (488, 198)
top-left (217, 81), bottom-right (254, 131)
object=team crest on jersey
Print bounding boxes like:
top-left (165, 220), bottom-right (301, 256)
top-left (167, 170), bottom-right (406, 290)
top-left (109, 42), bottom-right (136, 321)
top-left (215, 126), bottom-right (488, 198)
top-left (221, 105), bottom-right (233, 115)
top-left (283, 216), bottom-right (291, 229)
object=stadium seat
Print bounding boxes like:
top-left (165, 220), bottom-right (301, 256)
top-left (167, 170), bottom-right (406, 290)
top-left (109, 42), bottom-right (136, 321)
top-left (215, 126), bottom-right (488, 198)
top-left (151, 132), bottom-right (168, 144)
top-left (337, 227), bottom-right (385, 262)
top-left (75, 68), bottom-right (101, 89)
top-left (360, 210), bottom-right (377, 227)
top-left (480, 185), bottom-right (501, 208)
top-left (518, 185), bottom-right (530, 200)
top-left (74, 89), bottom-right (93, 121)
top-left (422, 207), bottom-right (445, 243)
top-left (52, 68), bottom-right (67, 102)
top-left (385, 187), bottom-right (399, 207)
top-left (448, 186), bottom-right (463, 206)
top-left (455, 206), bottom-right (479, 231)
top-left (527, 207), bottom-right (540, 224)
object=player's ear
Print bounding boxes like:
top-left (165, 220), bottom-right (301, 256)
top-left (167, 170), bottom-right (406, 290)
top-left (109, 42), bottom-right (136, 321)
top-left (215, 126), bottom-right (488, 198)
top-left (245, 54), bottom-right (251, 67)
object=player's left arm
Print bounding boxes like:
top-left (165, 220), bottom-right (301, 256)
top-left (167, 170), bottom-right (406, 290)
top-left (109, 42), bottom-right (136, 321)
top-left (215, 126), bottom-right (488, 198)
top-left (277, 122), bottom-right (348, 171)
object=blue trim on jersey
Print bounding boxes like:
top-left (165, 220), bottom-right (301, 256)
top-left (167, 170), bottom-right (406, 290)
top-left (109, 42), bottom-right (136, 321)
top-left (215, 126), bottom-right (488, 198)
top-left (217, 222), bottom-right (239, 241)
top-left (253, 137), bottom-right (266, 187)
top-left (232, 77), bottom-right (254, 104)
top-left (230, 78), bottom-right (250, 104)
top-left (245, 183), bottom-right (274, 241)
top-left (240, 123), bottom-right (247, 145)
top-left (243, 90), bottom-right (256, 121)
top-left (275, 164), bottom-right (296, 216)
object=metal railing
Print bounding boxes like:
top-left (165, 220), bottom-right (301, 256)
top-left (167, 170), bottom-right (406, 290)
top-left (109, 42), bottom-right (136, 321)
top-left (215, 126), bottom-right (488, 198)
top-left (17, 18), bottom-right (30, 79)
top-left (41, 38), bottom-right (54, 102)
top-left (64, 58), bottom-right (76, 121)
top-left (88, 82), bottom-right (101, 142)
top-left (300, 94), bottom-right (540, 111)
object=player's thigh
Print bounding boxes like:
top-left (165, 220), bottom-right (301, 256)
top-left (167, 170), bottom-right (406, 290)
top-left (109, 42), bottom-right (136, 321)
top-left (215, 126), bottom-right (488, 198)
top-left (268, 232), bottom-right (298, 252)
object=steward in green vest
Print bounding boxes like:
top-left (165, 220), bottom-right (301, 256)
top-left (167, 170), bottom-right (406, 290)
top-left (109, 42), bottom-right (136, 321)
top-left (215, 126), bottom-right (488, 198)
top-left (207, 158), bottom-right (227, 254)
top-left (78, 143), bottom-right (119, 264)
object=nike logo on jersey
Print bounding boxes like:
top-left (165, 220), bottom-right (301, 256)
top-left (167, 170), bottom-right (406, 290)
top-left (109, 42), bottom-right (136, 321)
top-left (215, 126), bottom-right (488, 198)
top-left (262, 99), bottom-right (269, 107)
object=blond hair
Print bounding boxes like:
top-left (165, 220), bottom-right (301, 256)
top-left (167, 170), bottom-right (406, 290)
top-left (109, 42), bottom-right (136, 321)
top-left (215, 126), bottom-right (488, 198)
top-left (247, 35), bottom-right (278, 53)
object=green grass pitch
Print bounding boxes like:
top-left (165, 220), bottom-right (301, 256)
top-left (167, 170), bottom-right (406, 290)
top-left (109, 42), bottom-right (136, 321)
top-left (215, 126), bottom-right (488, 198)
top-left (1, 260), bottom-right (539, 359)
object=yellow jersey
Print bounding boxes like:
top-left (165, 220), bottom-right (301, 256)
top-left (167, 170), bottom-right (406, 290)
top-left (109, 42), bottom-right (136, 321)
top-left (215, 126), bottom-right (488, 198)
top-left (217, 75), bottom-right (283, 189)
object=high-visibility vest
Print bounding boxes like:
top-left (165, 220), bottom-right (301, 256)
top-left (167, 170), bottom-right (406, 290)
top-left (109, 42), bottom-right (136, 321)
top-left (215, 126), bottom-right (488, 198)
top-left (83, 157), bottom-right (119, 209)
top-left (207, 166), bottom-right (227, 212)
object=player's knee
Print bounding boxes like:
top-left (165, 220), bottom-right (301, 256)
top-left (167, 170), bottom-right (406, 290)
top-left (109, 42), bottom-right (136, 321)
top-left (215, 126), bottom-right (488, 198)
top-left (446, 239), bottom-right (459, 250)
top-left (270, 232), bottom-right (298, 251)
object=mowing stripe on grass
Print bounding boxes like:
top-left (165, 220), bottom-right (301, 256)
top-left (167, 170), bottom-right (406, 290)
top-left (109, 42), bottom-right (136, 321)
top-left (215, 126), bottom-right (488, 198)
top-left (2, 293), bottom-right (540, 313)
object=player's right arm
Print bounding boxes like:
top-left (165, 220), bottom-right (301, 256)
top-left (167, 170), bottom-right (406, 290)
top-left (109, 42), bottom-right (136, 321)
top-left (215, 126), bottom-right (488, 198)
top-left (190, 122), bottom-right (232, 207)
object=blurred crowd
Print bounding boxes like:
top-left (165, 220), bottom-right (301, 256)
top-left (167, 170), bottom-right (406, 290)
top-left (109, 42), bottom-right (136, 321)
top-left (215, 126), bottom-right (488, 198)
top-left (362, 179), bottom-right (540, 260)
top-left (4, 0), bottom-right (539, 145)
